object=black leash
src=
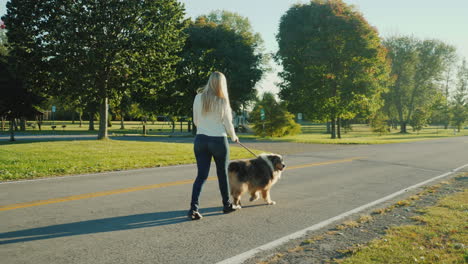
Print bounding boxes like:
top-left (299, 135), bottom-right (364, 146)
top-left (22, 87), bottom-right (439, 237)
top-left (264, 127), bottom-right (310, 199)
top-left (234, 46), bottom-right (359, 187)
top-left (237, 141), bottom-right (258, 158)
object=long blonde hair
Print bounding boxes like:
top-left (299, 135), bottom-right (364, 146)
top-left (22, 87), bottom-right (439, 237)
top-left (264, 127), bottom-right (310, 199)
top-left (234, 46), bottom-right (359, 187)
top-left (199, 72), bottom-right (231, 115)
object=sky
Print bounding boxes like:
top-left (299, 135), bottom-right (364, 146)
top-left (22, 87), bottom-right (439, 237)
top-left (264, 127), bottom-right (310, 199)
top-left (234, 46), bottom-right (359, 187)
top-left (1, 0), bottom-right (467, 95)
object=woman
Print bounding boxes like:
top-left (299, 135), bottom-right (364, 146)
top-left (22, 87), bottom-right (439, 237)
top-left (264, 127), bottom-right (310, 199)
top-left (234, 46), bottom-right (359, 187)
top-left (188, 72), bottom-right (239, 220)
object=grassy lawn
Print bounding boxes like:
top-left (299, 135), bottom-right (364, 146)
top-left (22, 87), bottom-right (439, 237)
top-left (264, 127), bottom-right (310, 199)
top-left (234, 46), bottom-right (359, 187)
top-left (339, 188), bottom-right (468, 264)
top-left (253, 124), bottom-right (468, 144)
top-left (0, 120), bottom-right (186, 135)
top-left (1, 122), bottom-right (466, 180)
top-left (0, 140), bottom-right (263, 181)
top-left (2, 121), bottom-right (466, 144)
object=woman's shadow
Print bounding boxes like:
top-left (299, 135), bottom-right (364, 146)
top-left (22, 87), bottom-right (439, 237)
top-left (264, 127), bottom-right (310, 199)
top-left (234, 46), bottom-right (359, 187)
top-left (0, 207), bottom-right (222, 245)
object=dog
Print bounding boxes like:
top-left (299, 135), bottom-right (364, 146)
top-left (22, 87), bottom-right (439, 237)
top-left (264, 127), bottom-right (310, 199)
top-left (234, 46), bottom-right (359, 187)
top-left (228, 154), bottom-right (285, 207)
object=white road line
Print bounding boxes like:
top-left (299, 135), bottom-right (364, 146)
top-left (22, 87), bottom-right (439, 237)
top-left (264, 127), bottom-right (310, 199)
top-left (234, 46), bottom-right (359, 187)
top-left (217, 163), bottom-right (468, 264)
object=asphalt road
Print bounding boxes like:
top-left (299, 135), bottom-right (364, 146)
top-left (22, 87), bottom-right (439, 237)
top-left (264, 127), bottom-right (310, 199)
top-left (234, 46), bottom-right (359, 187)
top-left (1, 137), bottom-right (467, 264)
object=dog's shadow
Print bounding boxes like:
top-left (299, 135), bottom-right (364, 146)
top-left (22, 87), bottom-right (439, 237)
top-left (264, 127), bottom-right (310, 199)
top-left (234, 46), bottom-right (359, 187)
top-left (0, 207), bottom-right (223, 245)
top-left (238, 203), bottom-right (271, 209)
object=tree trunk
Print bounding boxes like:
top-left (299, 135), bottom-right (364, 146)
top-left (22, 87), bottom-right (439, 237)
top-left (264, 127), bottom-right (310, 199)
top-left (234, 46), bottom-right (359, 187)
top-left (79, 112), bottom-right (83, 128)
top-left (20, 118), bottom-right (26, 131)
top-left (98, 97), bottom-right (108, 140)
top-left (120, 115), bottom-right (125, 129)
top-left (9, 119), bottom-right (15, 142)
top-left (88, 112), bottom-right (95, 131)
top-left (72, 111), bottom-right (75, 124)
top-left (331, 118), bottom-right (336, 139)
top-left (326, 122), bottom-right (331, 134)
top-left (14, 119), bottom-right (19, 131)
top-left (400, 122), bottom-right (407, 133)
top-left (337, 117), bottom-right (341, 139)
top-left (1, 116), bottom-right (5, 131)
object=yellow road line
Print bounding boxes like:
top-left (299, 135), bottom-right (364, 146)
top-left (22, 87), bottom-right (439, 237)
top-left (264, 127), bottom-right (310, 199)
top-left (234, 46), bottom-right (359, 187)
top-left (0, 157), bottom-right (364, 212)
top-left (286, 157), bottom-right (365, 170)
top-left (0, 179), bottom-right (209, 212)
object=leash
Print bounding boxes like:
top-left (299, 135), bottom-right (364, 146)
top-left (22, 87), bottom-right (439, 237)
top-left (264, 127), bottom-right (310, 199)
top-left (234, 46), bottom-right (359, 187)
top-left (237, 141), bottom-right (258, 158)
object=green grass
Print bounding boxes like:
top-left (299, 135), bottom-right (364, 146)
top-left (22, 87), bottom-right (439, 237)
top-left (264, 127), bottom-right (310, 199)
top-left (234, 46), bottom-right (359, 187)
top-left (0, 120), bottom-right (186, 135)
top-left (256, 124), bottom-right (468, 144)
top-left (0, 140), bottom-right (263, 181)
top-left (1, 122), bottom-right (466, 180)
top-left (338, 187), bottom-right (468, 264)
top-left (2, 121), bottom-right (466, 144)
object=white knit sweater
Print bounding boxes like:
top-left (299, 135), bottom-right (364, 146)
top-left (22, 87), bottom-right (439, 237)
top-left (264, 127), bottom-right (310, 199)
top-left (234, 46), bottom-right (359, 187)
top-left (193, 94), bottom-right (237, 140)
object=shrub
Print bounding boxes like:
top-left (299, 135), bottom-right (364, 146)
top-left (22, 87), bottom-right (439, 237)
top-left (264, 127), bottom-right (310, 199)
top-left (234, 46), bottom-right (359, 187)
top-left (250, 93), bottom-right (301, 137)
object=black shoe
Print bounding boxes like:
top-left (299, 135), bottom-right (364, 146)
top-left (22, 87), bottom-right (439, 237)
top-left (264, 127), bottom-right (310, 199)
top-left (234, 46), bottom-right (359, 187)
top-left (188, 210), bottom-right (203, 220)
top-left (223, 204), bottom-right (238, 214)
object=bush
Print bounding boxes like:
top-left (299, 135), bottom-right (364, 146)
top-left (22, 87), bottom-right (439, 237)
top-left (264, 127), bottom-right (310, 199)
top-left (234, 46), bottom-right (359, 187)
top-left (370, 111), bottom-right (390, 135)
top-left (250, 93), bottom-right (301, 137)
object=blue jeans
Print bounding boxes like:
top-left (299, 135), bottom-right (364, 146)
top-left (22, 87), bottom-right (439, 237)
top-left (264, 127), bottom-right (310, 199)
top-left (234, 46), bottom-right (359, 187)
top-left (190, 134), bottom-right (231, 211)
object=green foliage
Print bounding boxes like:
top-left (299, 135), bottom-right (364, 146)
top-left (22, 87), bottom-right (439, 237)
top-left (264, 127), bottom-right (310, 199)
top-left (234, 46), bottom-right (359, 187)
top-left (383, 36), bottom-right (457, 133)
top-left (370, 111), bottom-right (390, 135)
top-left (250, 93), bottom-right (301, 137)
top-left (0, 24), bottom-right (7, 56)
top-left (429, 91), bottom-right (451, 127)
top-left (276, 0), bottom-right (391, 139)
top-left (3, 0), bottom-right (188, 139)
top-left (451, 59), bottom-right (468, 131)
top-left (159, 13), bottom-right (266, 118)
top-left (205, 10), bottom-right (262, 47)
top-left (409, 108), bottom-right (430, 133)
top-left (0, 58), bottom-right (45, 120)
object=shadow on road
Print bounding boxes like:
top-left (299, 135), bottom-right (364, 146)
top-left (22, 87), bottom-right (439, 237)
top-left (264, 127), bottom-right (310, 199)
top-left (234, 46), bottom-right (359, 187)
top-left (0, 207), bottom-right (223, 245)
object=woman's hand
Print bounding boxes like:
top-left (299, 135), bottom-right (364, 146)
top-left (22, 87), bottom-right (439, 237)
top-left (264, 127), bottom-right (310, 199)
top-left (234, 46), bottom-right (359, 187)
top-left (232, 136), bottom-right (239, 143)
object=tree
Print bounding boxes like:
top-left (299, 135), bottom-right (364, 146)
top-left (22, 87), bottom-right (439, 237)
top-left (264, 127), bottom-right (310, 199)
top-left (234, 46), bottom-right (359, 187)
top-left (0, 19), bottom-right (8, 131)
top-left (409, 108), bottom-right (430, 134)
top-left (370, 111), bottom-right (390, 136)
top-left (204, 10), bottom-right (269, 110)
top-left (4, 0), bottom-right (188, 139)
top-left (0, 57), bottom-right (44, 141)
top-left (383, 36), bottom-right (457, 133)
top-left (159, 14), bottom-right (265, 118)
top-left (440, 48), bottom-right (458, 129)
top-left (429, 91), bottom-right (451, 128)
top-left (0, 19), bottom-right (7, 56)
top-left (249, 92), bottom-right (301, 137)
top-left (276, 0), bottom-right (391, 139)
top-left (451, 59), bottom-right (468, 131)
